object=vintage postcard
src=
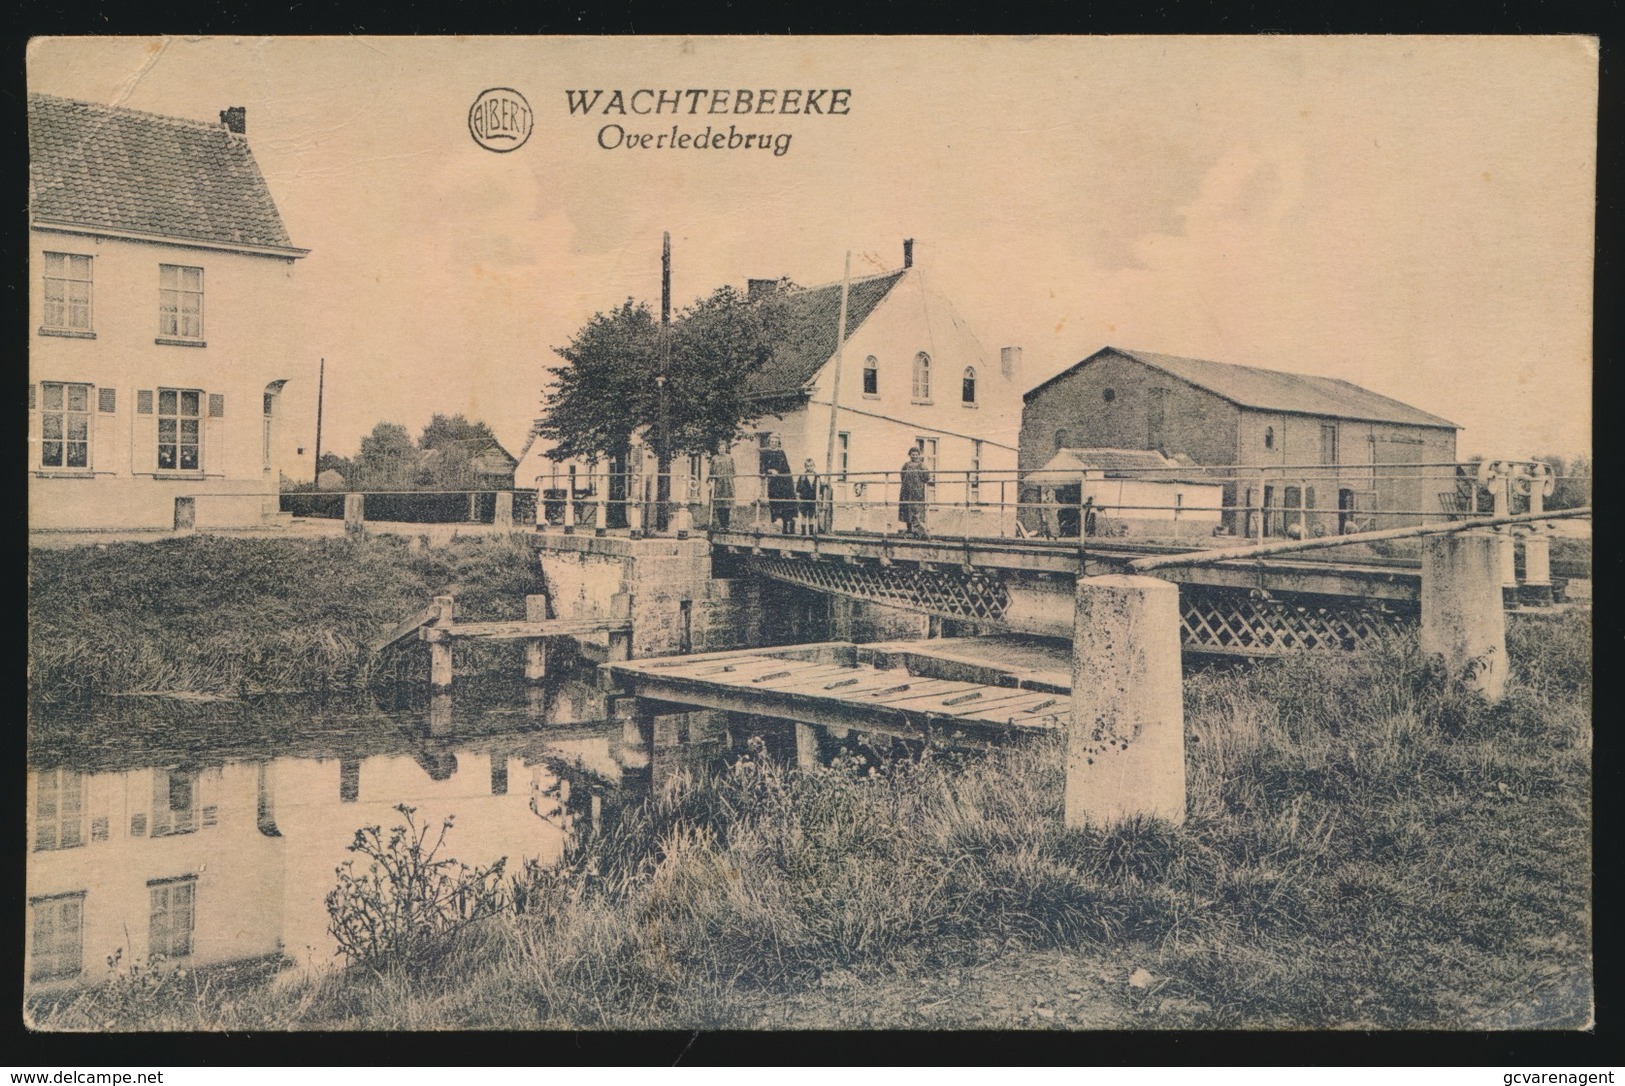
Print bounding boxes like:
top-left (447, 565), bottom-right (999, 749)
top-left (25, 36), bottom-right (1595, 1033)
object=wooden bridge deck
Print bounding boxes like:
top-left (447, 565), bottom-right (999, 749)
top-left (604, 643), bottom-right (1071, 742)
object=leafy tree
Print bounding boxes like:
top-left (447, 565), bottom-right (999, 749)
top-left (537, 281), bottom-right (797, 469)
top-left (352, 422), bottom-right (420, 491)
top-left (535, 299), bottom-right (661, 466)
top-left (417, 414), bottom-right (501, 490)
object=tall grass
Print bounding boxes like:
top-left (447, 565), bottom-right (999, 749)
top-left (30, 611), bottom-right (1591, 1030)
top-left (28, 534), bottom-right (549, 703)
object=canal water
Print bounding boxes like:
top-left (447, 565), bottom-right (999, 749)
top-left (25, 667), bottom-right (820, 994)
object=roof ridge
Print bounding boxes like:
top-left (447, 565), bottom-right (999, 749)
top-left (790, 268), bottom-right (905, 295)
top-left (29, 91), bottom-right (239, 134)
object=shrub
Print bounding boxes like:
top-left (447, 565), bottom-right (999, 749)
top-left (326, 804), bottom-right (508, 973)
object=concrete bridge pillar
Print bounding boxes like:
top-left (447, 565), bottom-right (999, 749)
top-left (1067, 575), bottom-right (1186, 829)
top-left (1520, 474), bottom-right (1553, 605)
top-left (344, 493), bottom-right (365, 538)
top-left (1420, 530), bottom-right (1507, 702)
top-left (1490, 469), bottom-right (1518, 604)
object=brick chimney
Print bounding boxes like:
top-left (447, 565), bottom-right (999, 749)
top-left (1000, 346), bottom-right (1023, 382)
top-left (747, 278), bottom-right (778, 302)
top-left (903, 238), bottom-right (914, 269)
top-left (219, 106), bottom-right (246, 134)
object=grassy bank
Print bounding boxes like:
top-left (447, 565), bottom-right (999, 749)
top-left (31, 610), bottom-right (1591, 1031)
top-left (28, 533), bottom-right (549, 703)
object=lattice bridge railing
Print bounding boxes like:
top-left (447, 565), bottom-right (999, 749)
top-left (1180, 587), bottom-right (1416, 655)
top-left (752, 556), bottom-right (1012, 624)
top-left (750, 555), bottom-right (1416, 655)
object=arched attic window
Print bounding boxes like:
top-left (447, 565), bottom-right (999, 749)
top-left (912, 352), bottom-right (932, 402)
top-left (962, 366), bottom-right (977, 405)
top-left (862, 355), bottom-right (878, 396)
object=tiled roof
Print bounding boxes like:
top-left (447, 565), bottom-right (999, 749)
top-left (1028, 346), bottom-right (1459, 429)
top-left (29, 93), bottom-right (300, 253)
top-left (746, 271), bottom-right (906, 398)
top-left (1034, 447), bottom-right (1214, 485)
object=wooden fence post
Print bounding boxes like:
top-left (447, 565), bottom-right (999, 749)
top-left (524, 594), bottom-right (549, 682)
top-left (429, 595), bottom-right (455, 690)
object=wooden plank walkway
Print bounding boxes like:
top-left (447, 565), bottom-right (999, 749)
top-left (604, 645), bottom-right (1070, 742)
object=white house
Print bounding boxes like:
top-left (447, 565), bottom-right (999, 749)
top-left (517, 241), bottom-right (1026, 532)
top-left (28, 95), bottom-right (312, 531)
top-left (1026, 447), bottom-right (1226, 540)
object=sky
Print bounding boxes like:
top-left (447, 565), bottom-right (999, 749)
top-left (28, 36), bottom-right (1597, 460)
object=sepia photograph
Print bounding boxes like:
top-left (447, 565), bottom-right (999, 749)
top-left (24, 35), bottom-right (1595, 1034)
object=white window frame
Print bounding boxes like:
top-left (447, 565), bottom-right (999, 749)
top-left (837, 431), bottom-right (850, 481)
top-left (151, 768), bottom-right (200, 838)
top-left (29, 892), bottom-right (85, 982)
top-left (157, 389), bottom-right (204, 472)
top-left (42, 252), bottom-right (93, 332)
top-left (915, 436), bottom-right (938, 496)
top-left (33, 768), bottom-right (85, 851)
top-left (862, 355), bottom-right (879, 398)
top-left (148, 876), bottom-right (196, 960)
top-left (158, 264), bottom-right (205, 341)
top-left (39, 381), bottom-right (93, 470)
top-left (911, 353), bottom-right (932, 403)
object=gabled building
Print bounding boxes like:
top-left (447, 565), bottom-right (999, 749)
top-left (735, 242), bottom-right (1023, 530)
top-left (28, 94), bottom-right (311, 531)
top-left (519, 242), bottom-right (1026, 532)
top-left (1020, 346), bottom-right (1461, 536)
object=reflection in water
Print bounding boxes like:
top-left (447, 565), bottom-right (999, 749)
top-left (26, 667), bottom-right (884, 994)
top-left (24, 669), bottom-right (628, 991)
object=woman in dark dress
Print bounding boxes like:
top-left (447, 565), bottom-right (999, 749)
top-left (898, 445), bottom-right (931, 537)
top-left (760, 433), bottom-right (796, 533)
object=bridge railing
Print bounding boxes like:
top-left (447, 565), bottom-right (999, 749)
top-left (529, 458), bottom-right (1586, 548)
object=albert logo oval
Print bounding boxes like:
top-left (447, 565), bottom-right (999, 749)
top-left (469, 88), bottom-right (534, 153)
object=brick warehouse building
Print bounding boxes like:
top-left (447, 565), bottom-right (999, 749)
top-left (28, 94), bottom-right (311, 531)
top-left (1019, 346), bottom-right (1460, 537)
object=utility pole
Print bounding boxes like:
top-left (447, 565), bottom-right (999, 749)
top-left (657, 230), bottom-right (672, 532)
top-left (313, 357), bottom-right (325, 487)
top-left (824, 252), bottom-right (852, 483)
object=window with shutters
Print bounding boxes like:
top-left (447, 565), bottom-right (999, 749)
top-left (42, 252), bottom-right (93, 333)
top-left (158, 265), bottom-right (205, 342)
top-left (151, 769), bottom-right (199, 837)
top-left (148, 877), bottom-right (196, 959)
top-left (157, 389), bottom-right (203, 471)
top-left (33, 769), bottom-right (85, 851)
top-left (39, 382), bottom-right (92, 469)
top-left (29, 893), bottom-right (85, 981)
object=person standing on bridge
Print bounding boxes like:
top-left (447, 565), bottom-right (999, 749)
top-left (898, 444), bottom-right (932, 538)
top-left (796, 458), bottom-right (821, 535)
top-left (760, 433), bottom-right (796, 534)
top-left (708, 449), bottom-right (735, 530)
